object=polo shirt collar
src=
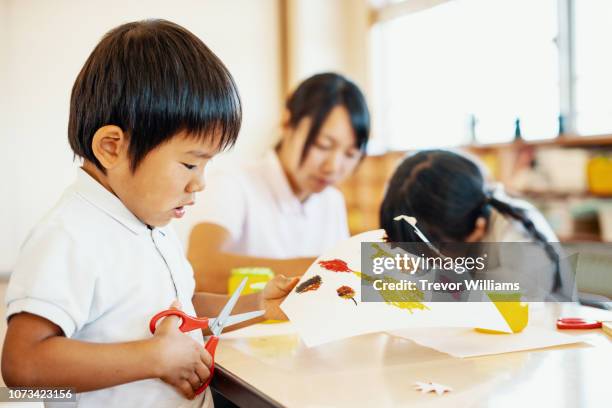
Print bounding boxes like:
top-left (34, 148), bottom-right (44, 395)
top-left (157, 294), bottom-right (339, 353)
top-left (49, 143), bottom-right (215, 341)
top-left (73, 168), bottom-right (151, 235)
top-left (263, 151), bottom-right (306, 215)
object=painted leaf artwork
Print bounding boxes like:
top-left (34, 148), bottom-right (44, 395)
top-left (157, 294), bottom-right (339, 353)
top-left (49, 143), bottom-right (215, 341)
top-left (318, 259), bottom-right (352, 273)
top-left (353, 270), bottom-right (428, 313)
top-left (281, 229), bottom-right (514, 347)
top-left (295, 275), bottom-right (322, 294)
top-left (336, 285), bottom-right (357, 306)
top-left (370, 243), bottom-right (393, 260)
top-left (318, 256), bottom-right (428, 314)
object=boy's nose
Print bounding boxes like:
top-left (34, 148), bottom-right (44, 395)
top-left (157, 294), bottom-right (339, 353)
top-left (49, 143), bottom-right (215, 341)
top-left (187, 175), bottom-right (205, 194)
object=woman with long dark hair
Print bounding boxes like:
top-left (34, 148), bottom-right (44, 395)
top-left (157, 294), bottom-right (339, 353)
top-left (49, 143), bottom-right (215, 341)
top-left (188, 73), bottom-right (370, 293)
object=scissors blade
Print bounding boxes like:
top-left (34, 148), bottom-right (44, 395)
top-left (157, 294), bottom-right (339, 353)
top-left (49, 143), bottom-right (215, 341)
top-left (210, 277), bottom-right (249, 336)
top-left (217, 310), bottom-right (265, 329)
top-left (208, 310), bottom-right (264, 331)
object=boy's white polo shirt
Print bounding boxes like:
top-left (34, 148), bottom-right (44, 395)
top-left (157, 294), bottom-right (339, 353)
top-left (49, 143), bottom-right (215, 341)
top-left (6, 168), bottom-right (210, 408)
top-left (181, 150), bottom-right (349, 257)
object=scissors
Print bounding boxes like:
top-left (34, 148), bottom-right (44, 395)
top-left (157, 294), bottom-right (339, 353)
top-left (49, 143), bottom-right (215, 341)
top-left (556, 317), bottom-right (603, 330)
top-left (149, 278), bottom-right (264, 395)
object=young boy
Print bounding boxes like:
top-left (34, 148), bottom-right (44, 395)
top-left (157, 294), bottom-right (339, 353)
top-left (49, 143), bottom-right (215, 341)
top-left (1, 19), bottom-right (297, 407)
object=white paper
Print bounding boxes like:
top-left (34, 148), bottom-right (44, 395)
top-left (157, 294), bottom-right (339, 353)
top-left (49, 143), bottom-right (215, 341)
top-left (281, 230), bottom-right (511, 347)
top-left (387, 326), bottom-right (589, 357)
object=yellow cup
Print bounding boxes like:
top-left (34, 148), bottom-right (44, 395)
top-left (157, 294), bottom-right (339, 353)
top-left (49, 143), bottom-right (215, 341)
top-left (475, 292), bottom-right (529, 334)
top-left (228, 267), bottom-right (274, 295)
top-left (228, 267), bottom-right (282, 324)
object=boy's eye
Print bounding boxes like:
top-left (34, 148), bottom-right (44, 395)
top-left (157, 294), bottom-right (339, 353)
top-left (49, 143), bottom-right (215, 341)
top-left (182, 163), bottom-right (197, 170)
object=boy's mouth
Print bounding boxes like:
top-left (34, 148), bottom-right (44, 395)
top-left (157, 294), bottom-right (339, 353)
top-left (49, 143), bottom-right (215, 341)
top-left (173, 206), bottom-right (186, 218)
top-left (172, 201), bottom-right (194, 219)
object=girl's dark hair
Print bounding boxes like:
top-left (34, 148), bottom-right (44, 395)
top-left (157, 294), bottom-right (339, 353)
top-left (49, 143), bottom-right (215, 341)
top-left (68, 19), bottom-right (242, 172)
top-left (284, 73), bottom-right (370, 163)
top-left (380, 150), bottom-right (561, 290)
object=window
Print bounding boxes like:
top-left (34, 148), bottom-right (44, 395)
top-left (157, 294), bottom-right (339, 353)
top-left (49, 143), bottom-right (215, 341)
top-left (371, 0), bottom-right (608, 150)
top-left (574, 0), bottom-right (612, 135)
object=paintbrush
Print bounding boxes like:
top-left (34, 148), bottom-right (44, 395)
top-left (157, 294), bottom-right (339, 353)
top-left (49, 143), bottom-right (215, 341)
top-left (393, 215), bottom-right (447, 259)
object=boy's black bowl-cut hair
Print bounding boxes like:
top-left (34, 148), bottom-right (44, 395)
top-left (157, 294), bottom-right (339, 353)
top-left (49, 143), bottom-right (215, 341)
top-left (68, 19), bottom-right (242, 172)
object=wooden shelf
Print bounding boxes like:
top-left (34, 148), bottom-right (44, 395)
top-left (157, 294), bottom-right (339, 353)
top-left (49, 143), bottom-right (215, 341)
top-left (341, 139), bottom-right (612, 236)
top-left (519, 190), bottom-right (612, 200)
top-left (468, 134), bottom-right (612, 152)
top-left (559, 233), bottom-right (604, 243)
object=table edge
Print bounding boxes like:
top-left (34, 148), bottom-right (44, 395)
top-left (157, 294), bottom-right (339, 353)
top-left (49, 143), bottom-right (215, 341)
top-left (212, 362), bottom-right (286, 408)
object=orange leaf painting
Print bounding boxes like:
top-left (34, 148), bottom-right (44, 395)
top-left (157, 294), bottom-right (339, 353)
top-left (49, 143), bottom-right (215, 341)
top-left (337, 285), bottom-right (357, 306)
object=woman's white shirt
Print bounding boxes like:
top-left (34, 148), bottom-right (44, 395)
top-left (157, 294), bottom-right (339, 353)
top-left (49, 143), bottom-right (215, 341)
top-left (184, 151), bottom-right (349, 258)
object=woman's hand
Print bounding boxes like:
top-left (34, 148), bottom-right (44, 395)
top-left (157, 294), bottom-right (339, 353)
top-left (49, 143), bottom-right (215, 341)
top-left (261, 275), bottom-right (299, 320)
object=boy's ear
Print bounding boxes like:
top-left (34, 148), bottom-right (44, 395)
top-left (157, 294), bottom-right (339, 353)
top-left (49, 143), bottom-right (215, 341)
top-left (91, 125), bottom-right (128, 170)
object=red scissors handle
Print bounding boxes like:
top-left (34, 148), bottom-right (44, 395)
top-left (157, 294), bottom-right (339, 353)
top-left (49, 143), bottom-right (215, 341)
top-left (557, 317), bottom-right (602, 330)
top-left (196, 336), bottom-right (219, 394)
top-left (149, 309), bottom-right (211, 334)
top-left (149, 310), bottom-right (218, 395)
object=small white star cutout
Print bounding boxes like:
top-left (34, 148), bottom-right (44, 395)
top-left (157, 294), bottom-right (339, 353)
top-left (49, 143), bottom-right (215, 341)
top-left (414, 381), bottom-right (453, 396)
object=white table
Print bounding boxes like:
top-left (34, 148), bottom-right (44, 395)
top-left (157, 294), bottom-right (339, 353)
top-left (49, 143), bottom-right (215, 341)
top-left (212, 303), bottom-right (612, 408)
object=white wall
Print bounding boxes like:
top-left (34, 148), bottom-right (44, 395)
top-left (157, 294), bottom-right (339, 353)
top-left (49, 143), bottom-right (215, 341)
top-left (286, 0), bottom-right (370, 91)
top-left (0, 0), bottom-right (283, 273)
top-left (0, 0), bottom-right (14, 273)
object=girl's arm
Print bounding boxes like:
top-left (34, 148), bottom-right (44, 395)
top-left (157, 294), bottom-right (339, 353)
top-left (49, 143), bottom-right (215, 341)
top-left (2, 311), bottom-right (212, 399)
top-left (188, 223), bottom-right (314, 293)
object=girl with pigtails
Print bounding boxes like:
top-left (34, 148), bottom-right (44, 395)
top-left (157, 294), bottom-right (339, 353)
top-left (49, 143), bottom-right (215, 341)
top-left (380, 149), bottom-right (575, 300)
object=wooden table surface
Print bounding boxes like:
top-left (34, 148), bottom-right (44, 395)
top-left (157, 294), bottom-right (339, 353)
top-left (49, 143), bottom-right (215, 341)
top-left (212, 303), bottom-right (612, 408)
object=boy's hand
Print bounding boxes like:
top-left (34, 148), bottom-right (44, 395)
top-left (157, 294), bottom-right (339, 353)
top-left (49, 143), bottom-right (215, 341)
top-left (261, 275), bottom-right (299, 320)
top-left (151, 301), bottom-right (212, 400)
